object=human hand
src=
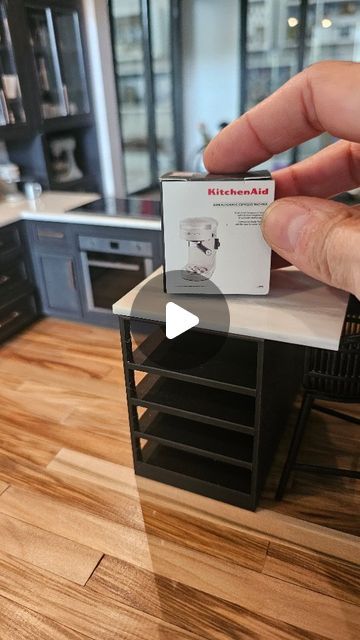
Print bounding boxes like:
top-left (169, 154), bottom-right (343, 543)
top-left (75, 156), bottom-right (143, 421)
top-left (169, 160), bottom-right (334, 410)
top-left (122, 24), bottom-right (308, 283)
top-left (203, 61), bottom-right (360, 299)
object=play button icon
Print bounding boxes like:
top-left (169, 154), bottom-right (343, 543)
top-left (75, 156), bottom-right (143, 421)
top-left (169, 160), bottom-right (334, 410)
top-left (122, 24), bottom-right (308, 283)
top-left (166, 302), bottom-right (199, 339)
top-left (130, 269), bottom-right (230, 370)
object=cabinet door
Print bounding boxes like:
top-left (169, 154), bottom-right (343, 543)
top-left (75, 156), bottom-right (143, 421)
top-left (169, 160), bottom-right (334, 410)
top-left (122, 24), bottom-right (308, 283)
top-left (53, 9), bottom-right (90, 116)
top-left (26, 4), bottom-right (89, 120)
top-left (26, 6), bottom-right (67, 120)
top-left (34, 252), bottom-right (82, 317)
top-left (0, 1), bottom-right (27, 126)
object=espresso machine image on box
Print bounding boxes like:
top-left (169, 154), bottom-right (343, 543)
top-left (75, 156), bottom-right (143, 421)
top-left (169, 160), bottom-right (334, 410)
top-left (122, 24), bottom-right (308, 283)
top-left (180, 217), bottom-right (220, 281)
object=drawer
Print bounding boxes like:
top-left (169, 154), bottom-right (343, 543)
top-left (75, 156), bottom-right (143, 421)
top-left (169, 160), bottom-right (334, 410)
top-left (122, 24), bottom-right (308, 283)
top-left (0, 225), bottom-right (21, 263)
top-left (0, 293), bottom-right (37, 344)
top-left (0, 259), bottom-right (30, 301)
top-left (29, 222), bottom-right (71, 249)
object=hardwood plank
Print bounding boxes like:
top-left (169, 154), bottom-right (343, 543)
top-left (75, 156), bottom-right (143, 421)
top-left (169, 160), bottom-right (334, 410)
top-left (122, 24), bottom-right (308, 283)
top-left (0, 552), bottom-right (206, 640)
top-left (0, 481), bottom-right (8, 496)
top-left (27, 317), bottom-right (120, 355)
top-left (3, 343), bottom-right (114, 383)
top-left (102, 365), bottom-right (124, 383)
top-left (0, 353), bottom-right (121, 400)
top-left (8, 318), bottom-right (120, 369)
top-left (0, 512), bottom-right (103, 585)
top-left (87, 554), bottom-right (329, 640)
top-left (62, 397), bottom-right (129, 432)
top-left (263, 541), bottom-right (360, 607)
top-left (0, 385), bottom-right (74, 424)
top-left (47, 450), bottom-right (269, 572)
top-left (262, 473), bottom-right (360, 537)
top-left (0, 449), bottom-right (138, 522)
top-left (0, 418), bottom-right (59, 467)
top-left (0, 398), bottom-right (131, 466)
top-left (0, 487), bottom-right (358, 640)
top-left (0, 368), bottom-right (24, 390)
top-left (0, 595), bottom-right (92, 640)
top-left (47, 448), bottom-right (360, 565)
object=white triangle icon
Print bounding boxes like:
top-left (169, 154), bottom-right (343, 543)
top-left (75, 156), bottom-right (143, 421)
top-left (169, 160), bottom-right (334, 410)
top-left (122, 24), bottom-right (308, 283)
top-left (166, 302), bottom-right (199, 339)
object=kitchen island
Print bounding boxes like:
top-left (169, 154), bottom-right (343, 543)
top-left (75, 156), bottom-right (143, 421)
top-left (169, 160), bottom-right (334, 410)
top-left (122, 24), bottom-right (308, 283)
top-left (113, 267), bottom-right (349, 510)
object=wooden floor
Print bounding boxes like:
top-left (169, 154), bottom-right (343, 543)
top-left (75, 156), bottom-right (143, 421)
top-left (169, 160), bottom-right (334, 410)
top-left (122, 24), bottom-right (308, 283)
top-left (0, 317), bottom-right (359, 640)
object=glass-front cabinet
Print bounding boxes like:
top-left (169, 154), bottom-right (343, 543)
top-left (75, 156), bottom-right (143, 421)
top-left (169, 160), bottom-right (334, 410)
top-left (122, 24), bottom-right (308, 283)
top-left (26, 3), bottom-right (90, 121)
top-left (0, 1), bottom-right (26, 125)
top-left (109, 0), bottom-right (181, 194)
top-left (53, 10), bottom-right (90, 116)
top-left (298, 0), bottom-right (360, 161)
top-left (245, 0), bottom-right (360, 169)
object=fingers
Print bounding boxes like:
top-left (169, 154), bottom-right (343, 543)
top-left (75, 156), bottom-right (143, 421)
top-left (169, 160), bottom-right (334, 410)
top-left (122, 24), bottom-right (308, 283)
top-left (262, 197), bottom-right (360, 298)
top-left (204, 61), bottom-right (360, 173)
top-left (273, 140), bottom-right (360, 199)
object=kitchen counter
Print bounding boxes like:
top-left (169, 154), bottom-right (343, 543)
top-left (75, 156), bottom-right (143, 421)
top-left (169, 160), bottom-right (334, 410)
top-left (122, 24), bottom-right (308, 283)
top-left (113, 266), bottom-right (349, 350)
top-left (0, 192), bottom-right (162, 230)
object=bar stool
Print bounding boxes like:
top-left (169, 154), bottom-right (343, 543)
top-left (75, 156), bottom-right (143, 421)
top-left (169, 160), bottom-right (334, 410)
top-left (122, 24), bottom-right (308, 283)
top-left (276, 296), bottom-right (360, 500)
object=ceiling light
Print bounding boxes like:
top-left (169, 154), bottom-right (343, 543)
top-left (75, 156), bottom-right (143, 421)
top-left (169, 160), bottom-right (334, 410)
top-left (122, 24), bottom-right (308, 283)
top-left (321, 18), bottom-right (333, 28)
top-left (288, 17), bottom-right (299, 27)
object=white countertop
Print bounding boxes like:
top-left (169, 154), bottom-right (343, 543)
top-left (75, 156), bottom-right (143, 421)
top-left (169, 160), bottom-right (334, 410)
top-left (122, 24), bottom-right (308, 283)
top-left (0, 192), bottom-right (162, 230)
top-left (112, 267), bottom-right (349, 350)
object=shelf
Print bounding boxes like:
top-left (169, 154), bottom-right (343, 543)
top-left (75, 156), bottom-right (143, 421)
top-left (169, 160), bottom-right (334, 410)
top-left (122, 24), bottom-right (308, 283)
top-left (131, 328), bottom-right (258, 394)
top-left (136, 410), bottom-right (253, 468)
top-left (49, 175), bottom-right (96, 191)
top-left (42, 113), bottom-right (93, 133)
top-left (140, 441), bottom-right (252, 495)
top-left (133, 375), bottom-right (256, 433)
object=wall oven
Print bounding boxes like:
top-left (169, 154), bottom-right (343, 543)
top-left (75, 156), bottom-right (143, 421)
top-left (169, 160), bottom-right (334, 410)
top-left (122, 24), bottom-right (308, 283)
top-left (79, 235), bottom-right (153, 313)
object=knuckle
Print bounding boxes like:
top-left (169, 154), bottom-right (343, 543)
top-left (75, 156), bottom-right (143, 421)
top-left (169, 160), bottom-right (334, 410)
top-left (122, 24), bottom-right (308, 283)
top-left (295, 205), bottom-right (357, 291)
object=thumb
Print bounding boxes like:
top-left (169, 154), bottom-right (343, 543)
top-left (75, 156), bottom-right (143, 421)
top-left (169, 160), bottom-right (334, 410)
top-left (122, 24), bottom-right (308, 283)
top-left (261, 196), bottom-right (360, 298)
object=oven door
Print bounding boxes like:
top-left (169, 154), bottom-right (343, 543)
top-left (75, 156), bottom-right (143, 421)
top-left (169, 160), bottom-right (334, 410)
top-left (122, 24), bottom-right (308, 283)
top-left (81, 250), bottom-right (153, 312)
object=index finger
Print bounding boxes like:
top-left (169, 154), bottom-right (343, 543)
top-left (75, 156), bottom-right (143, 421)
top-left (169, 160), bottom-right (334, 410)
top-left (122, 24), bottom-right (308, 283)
top-left (204, 60), bottom-right (360, 173)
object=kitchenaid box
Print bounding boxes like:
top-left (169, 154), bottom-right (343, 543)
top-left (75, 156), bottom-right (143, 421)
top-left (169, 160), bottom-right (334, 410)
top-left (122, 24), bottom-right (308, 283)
top-left (160, 171), bottom-right (275, 295)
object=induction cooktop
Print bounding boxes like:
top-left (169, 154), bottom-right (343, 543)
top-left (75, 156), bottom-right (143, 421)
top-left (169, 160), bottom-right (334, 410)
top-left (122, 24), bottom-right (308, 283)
top-left (67, 197), bottom-right (161, 218)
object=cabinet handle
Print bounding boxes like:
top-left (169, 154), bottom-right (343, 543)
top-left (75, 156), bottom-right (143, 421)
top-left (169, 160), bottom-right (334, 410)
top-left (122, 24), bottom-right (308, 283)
top-left (0, 310), bottom-right (20, 329)
top-left (0, 274), bottom-right (10, 285)
top-left (68, 261), bottom-right (76, 290)
top-left (37, 230), bottom-right (65, 240)
top-left (87, 259), bottom-right (140, 271)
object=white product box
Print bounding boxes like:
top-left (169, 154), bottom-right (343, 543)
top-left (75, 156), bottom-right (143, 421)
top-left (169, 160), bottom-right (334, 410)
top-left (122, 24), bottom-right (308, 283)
top-left (160, 171), bottom-right (275, 295)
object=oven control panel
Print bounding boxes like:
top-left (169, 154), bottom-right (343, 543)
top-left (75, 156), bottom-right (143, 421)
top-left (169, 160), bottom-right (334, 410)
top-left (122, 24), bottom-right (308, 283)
top-left (78, 236), bottom-right (153, 257)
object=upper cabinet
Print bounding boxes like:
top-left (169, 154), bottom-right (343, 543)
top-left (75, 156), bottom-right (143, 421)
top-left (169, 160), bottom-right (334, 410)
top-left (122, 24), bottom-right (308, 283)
top-left (0, 0), bottom-right (94, 138)
top-left (26, 5), bottom-right (90, 123)
top-left (0, 2), bottom-right (26, 126)
top-left (0, 0), bottom-right (101, 194)
top-left (0, 0), bottom-right (35, 136)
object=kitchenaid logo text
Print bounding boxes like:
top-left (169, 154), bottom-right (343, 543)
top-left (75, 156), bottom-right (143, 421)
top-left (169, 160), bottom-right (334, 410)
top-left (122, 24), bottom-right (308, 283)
top-left (208, 187), bottom-right (269, 196)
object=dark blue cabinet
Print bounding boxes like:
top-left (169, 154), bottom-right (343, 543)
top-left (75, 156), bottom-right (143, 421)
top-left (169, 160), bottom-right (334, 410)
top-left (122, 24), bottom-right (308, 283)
top-left (32, 251), bottom-right (82, 318)
top-left (0, 221), bottom-right (38, 343)
top-left (25, 219), bottom-right (162, 327)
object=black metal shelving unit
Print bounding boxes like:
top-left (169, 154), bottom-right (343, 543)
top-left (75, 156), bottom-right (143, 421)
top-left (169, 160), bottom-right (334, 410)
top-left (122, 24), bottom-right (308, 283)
top-left (120, 317), bottom-right (304, 511)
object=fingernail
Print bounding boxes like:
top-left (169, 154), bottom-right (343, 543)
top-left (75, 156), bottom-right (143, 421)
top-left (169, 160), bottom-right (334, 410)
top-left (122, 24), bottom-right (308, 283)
top-left (262, 201), bottom-right (309, 252)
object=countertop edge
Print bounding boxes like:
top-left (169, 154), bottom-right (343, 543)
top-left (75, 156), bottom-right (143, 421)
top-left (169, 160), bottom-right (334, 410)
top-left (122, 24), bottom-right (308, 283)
top-left (20, 211), bottom-right (162, 230)
top-left (0, 192), bottom-right (161, 231)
